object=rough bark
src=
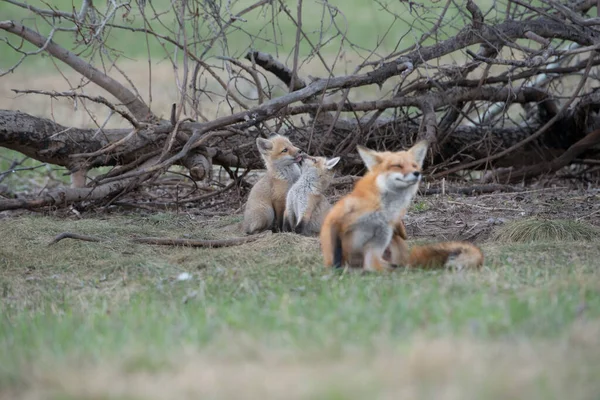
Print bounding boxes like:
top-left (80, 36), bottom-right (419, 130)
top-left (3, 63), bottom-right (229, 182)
top-left (0, 110), bottom-right (249, 177)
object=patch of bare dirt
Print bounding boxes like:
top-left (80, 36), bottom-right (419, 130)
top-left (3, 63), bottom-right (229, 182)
top-left (406, 187), bottom-right (599, 244)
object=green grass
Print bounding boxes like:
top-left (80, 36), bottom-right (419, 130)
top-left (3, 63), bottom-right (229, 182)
top-left (1, 214), bottom-right (599, 399)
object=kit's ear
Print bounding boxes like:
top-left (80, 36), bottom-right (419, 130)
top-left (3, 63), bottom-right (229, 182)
top-left (325, 157), bottom-right (341, 170)
top-left (256, 137), bottom-right (273, 154)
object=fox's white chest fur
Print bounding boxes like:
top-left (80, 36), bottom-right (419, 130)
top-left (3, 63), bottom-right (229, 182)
top-left (273, 163), bottom-right (301, 183)
top-left (379, 184), bottom-right (419, 222)
top-left (288, 166), bottom-right (319, 225)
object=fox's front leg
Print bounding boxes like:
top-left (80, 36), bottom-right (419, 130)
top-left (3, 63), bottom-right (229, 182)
top-left (383, 218), bottom-right (409, 266)
top-left (363, 246), bottom-right (395, 272)
top-left (282, 209), bottom-right (294, 233)
top-left (394, 219), bottom-right (408, 240)
top-left (295, 209), bottom-right (312, 235)
top-left (273, 199), bottom-right (286, 232)
top-left (296, 194), bottom-right (319, 235)
top-left (386, 234), bottom-right (409, 267)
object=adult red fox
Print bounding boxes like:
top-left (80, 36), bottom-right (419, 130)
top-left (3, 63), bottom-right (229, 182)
top-left (320, 141), bottom-right (483, 271)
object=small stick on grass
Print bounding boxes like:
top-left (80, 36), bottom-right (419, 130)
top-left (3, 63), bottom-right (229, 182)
top-left (48, 232), bottom-right (268, 248)
top-left (48, 232), bottom-right (103, 245)
top-left (130, 234), bottom-right (267, 248)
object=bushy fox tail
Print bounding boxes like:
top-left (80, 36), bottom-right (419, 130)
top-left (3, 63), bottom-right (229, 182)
top-left (407, 241), bottom-right (484, 270)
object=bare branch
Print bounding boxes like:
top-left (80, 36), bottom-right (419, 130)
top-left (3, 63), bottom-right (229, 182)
top-left (3, 0), bottom-right (73, 18)
top-left (218, 56), bottom-right (267, 104)
top-left (466, 0), bottom-right (484, 29)
top-left (47, 231), bottom-right (268, 248)
top-left (48, 232), bottom-right (102, 245)
top-left (0, 20), bottom-right (155, 122)
top-left (290, 0), bottom-right (303, 92)
top-left (245, 51), bottom-right (307, 91)
top-left (131, 235), bottom-right (267, 248)
top-left (11, 89), bottom-right (141, 128)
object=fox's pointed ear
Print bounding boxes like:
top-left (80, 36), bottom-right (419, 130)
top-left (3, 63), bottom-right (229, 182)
top-left (409, 140), bottom-right (429, 168)
top-left (356, 146), bottom-right (380, 171)
top-left (256, 138), bottom-right (273, 154)
top-left (325, 157), bottom-right (341, 170)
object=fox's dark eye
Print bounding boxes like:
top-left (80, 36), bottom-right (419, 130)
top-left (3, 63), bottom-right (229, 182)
top-left (412, 163), bottom-right (418, 168)
top-left (393, 164), bottom-right (404, 169)
top-left (282, 148), bottom-right (288, 153)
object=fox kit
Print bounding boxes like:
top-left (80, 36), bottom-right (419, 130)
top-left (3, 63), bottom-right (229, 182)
top-left (320, 141), bottom-right (483, 271)
top-left (283, 155), bottom-right (340, 236)
top-left (243, 135), bottom-right (303, 234)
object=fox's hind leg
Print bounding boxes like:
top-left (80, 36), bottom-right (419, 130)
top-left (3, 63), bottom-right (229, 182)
top-left (243, 205), bottom-right (274, 234)
top-left (386, 234), bottom-right (409, 267)
top-left (348, 212), bottom-right (394, 272)
top-left (282, 210), bottom-right (294, 233)
top-left (273, 200), bottom-right (287, 232)
top-left (363, 246), bottom-right (394, 272)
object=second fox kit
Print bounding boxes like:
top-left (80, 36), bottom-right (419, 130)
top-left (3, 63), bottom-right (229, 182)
top-left (283, 155), bottom-right (340, 236)
top-left (320, 141), bottom-right (483, 271)
top-left (243, 135), bottom-right (303, 234)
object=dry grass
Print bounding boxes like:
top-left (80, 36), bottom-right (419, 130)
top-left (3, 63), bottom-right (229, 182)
top-left (490, 218), bottom-right (600, 243)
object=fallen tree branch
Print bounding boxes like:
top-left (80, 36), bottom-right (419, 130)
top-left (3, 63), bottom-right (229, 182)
top-left (490, 128), bottom-right (600, 183)
top-left (0, 176), bottom-right (145, 211)
top-left (130, 234), bottom-right (267, 248)
top-left (47, 231), bottom-right (269, 248)
top-left (177, 15), bottom-right (600, 139)
top-left (48, 232), bottom-right (102, 245)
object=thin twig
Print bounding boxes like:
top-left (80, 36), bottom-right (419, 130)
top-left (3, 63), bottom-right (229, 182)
top-left (0, 20), bottom-right (154, 121)
top-left (289, 0), bottom-right (303, 92)
top-left (48, 231), bottom-right (269, 248)
top-left (131, 234), bottom-right (267, 248)
top-left (445, 200), bottom-right (523, 212)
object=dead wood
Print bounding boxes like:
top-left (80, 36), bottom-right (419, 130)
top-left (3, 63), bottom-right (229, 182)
top-left (47, 231), bottom-right (268, 248)
top-left (0, 176), bottom-right (145, 211)
top-left (488, 128), bottom-right (600, 183)
top-left (130, 234), bottom-right (266, 248)
top-left (48, 232), bottom-right (103, 246)
top-left (420, 184), bottom-right (522, 196)
top-left (245, 51), bottom-right (307, 92)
